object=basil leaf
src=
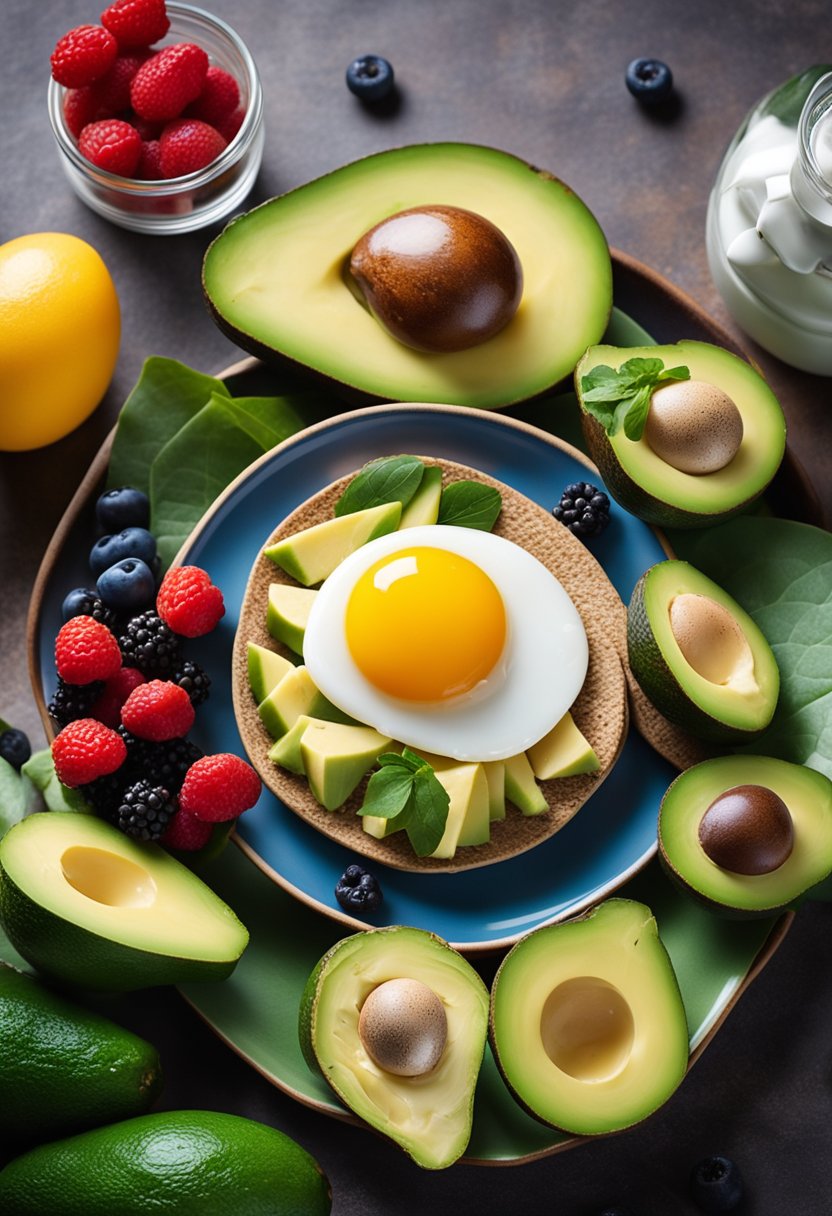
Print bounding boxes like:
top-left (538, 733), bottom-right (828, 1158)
top-left (377, 750), bottom-right (420, 772)
top-left (580, 364), bottom-right (625, 403)
top-left (405, 769), bottom-right (451, 856)
top-left (21, 750), bottom-right (92, 815)
top-left (359, 766), bottom-right (416, 819)
top-left (657, 364), bottom-right (691, 384)
top-left (335, 455), bottom-right (425, 517)
top-left (619, 356), bottom-right (666, 387)
top-left (580, 357), bottom-right (690, 437)
top-left (581, 397), bottom-right (618, 430)
top-left (622, 384), bottom-right (654, 441)
top-left (437, 481), bottom-right (502, 531)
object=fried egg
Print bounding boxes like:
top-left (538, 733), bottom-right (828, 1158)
top-left (302, 525), bottom-right (588, 762)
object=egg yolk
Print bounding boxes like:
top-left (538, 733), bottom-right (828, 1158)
top-left (345, 546), bottom-right (507, 702)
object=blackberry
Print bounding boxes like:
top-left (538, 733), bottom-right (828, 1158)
top-left (118, 611), bottom-right (181, 675)
top-left (112, 778), bottom-right (176, 841)
top-left (172, 659), bottom-right (211, 707)
top-left (81, 769), bottom-right (128, 816)
top-left (335, 864), bottom-right (383, 913)
top-left (552, 481), bottom-right (611, 539)
top-left (119, 728), bottom-right (202, 792)
top-left (0, 728), bottom-right (31, 770)
top-left (61, 588), bottom-right (119, 631)
top-left (47, 677), bottom-right (105, 728)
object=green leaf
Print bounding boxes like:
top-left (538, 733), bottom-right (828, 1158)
top-left (358, 766), bottom-right (416, 819)
top-left (657, 364), bottom-right (691, 384)
top-left (667, 517), bottom-right (832, 778)
top-left (622, 384), bottom-right (654, 441)
top-left (21, 750), bottom-right (92, 814)
top-left (0, 757), bottom-right (26, 838)
top-left (108, 358), bottom-right (230, 494)
top-left (378, 749), bottom-right (421, 772)
top-left (406, 768), bottom-right (451, 856)
top-left (618, 356), bottom-right (666, 387)
top-left (437, 481), bottom-right (502, 531)
top-left (580, 357), bottom-right (690, 438)
top-left (335, 455), bottom-right (426, 517)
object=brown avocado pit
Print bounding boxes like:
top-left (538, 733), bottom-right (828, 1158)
top-left (358, 977), bottom-right (448, 1076)
top-left (698, 783), bottom-right (794, 875)
top-left (348, 204), bottom-right (523, 353)
top-left (644, 380), bottom-right (744, 475)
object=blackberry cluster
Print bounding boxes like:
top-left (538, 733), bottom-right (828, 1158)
top-left (172, 659), bottom-right (211, 707)
top-left (335, 864), bottom-right (383, 913)
top-left (118, 611), bottom-right (181, 675)
top-left (65, 592), bottom-right (120, 632)
top-left (111, 779), bottom-right (176, 841)
top-left (119, 728), bottom-right (202, 792)
top-left (81, 769), bottom-right (128, 815)
top-left (48, 677), bottom-right (104, 728)
top-left (552, 481), bottom-right (611, 539)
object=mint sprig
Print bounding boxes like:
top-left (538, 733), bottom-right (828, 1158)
top-left (581, 357), bottom-right (690, 441)
top-left (358, 748), bottom-right (450, 857)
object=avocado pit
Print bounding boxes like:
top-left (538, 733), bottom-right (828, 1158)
top-left (539, 976), bottom-right (635, 1082)
top-left (698, 783), bottom-right (794, 875)
top-left (358, 977), bottom-right (448, 1076)
top-left (669, 592), bottom-right (757, 694)
top-left (60, 846), bottom-right (157, 909)
top-left (348, 204), bottom-right (523, 353)
top-left (645, 380), bottom-right (744, 475)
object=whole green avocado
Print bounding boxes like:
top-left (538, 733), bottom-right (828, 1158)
top-left (0, 1110), bottom-right (331, 1216)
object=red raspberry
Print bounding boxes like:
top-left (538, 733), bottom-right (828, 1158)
top-left (92, 51), bottom-right (150, 113)
top-left (63, 87), bottom-right (99, 137)
top-left (216, 105), bottom-right (245, 143)
top-left (179, 754), bottom-right (261, 822)
top-left (89, 667), bottom-right (146, 728)
top-left (156, 565), bottom-right (225, 637)
top-left (161, 807), bottom-right (213, 851)
top-left (159, 117), bottom-right (226, 177)
top-left (51, 24), bottom-right (118, 88)
top-left (186, 66), bottom-right (240, 126)
top-left (55, 616), bottom-right (122, 685)
top-left (136, 138), bottom-right (163, 179)
top-left (130, 43), bottom-right (209, 122)
top-left (101, 0), bottom-right (170, 49)
top-left (52, 719), bottom-right (127, 787)
top-left (130, 114), bottom-right (162, 140)
top-left (121, 679), bottom-right (195, 741)
top-left (79, 118), bottom-right (142, 175)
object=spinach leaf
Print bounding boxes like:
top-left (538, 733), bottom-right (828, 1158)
top-left (437, 481), bottom-right (502, 531)
top-left (335, 455), bottom-right (425, 517)
top-left (668, 517), bottom-right (832, 778)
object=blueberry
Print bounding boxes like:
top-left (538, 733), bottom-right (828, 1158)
top-left (625, 58), bottom-right (674, 105)
top-left (690, 1155), bottom-right (744, 1213)
top-left (335, 863), bottom-right (383, 913)
top-left (62, 586), bottom-right (100, 622)
top-left (90, 527), bottom-right (157, 578)
top-left (97, 558), bottom-right (157, 613)
top-left (96, 486), bottom-right (150, 532)
top-left (346, 54), bottom-right (395, 102)
top-left (0, 728), bottom-right (31, 771)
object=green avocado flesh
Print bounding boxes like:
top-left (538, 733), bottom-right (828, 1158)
top-left (628, 560), bottom-right (779, 742)
top-left (0, 814), bottom-right (248, 991)
top-left (659, 755), bottom-right (832, 914)
top-left (299, 926), bottom-right (489, 1169)
top-left (576, 341), bottom-right (786, 526)
top-left (203, 143), bottom-right (612, 408)
top-left (490, 899), bottom-right (689, 1136)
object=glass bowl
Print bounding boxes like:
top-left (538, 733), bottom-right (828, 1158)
top-left (47, 1), bottom-right (264, 234)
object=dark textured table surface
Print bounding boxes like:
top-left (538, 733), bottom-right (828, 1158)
top-left (2, 2), bottom-right (831, 1212)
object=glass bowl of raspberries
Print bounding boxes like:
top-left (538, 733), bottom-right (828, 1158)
top-left (47, 0), bottom-right (264, 233)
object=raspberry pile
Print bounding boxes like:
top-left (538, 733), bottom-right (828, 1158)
top-left (51, 0), bottom-right (246, 181)
top-left (49, 483), bottom-right (259, 850)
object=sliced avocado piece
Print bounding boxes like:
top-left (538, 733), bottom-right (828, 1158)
top-left (483, 761), bottom-right (506, 821)
top-left (504, 752), bottom-right (548, 816)
top-left (0, 813), bottom-right (248, 991)
top-left (258, 665), bottom-right (355, 739)
top-left (247, 641), bottom-right (294, 704)
top-left (300, 720), bottom-right (392, 811)
top-left (0, 1110), bottom-right (331, 1216)
top-left (362, 813), bottom-right (404, 840)
top-left (628, 560), bottom-right (779, 743)
top-left (430, 763), bottom-right (490, 858)
top-left (299, 925), bottom-right (489, 1168)
top-left (659, 754), bottom-right (832, 915)
top-left (267, 714), bottom-right (314, 774)
top-left (267, 584), bottom-right (317, 655)
top-left (264, 501), bottom-right (401, 586)
top-left (490, 899), bottom-right (689, 1135)
top-left (576, 340), bottom-right (786, 528)
top-left (0, 964), bottom-right (162, 1143)
top-left (527, 711), bottom-right (600, 780)
top-left (203, 143), bottom-right (612, 409)
top-left (399, 466), bottom-right (442, 528)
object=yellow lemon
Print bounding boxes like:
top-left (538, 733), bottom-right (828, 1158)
top-left (0, 232), bottom-right (120, 451)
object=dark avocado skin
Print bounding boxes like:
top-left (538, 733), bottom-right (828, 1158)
top-left (627, 571), bottom-right (767, 745)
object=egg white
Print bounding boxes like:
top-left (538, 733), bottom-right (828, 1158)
top-left (303, 525), bottom-right (589, 762)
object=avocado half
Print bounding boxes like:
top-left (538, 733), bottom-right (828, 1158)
top-left (298, 925), bottom-right (489, 1169)
top-left (489, 899), bottom-right (689, 1135)
top-left (576, 340), bottom-right (786, 527)
top-left (659, 755), bottom-right (832, 915)
top-left (628, 560), bottom-right (779, 743)
top-left (0, 813), bottom-right (249, 991)
top-left (203, 143), bottom-right (612, 409)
